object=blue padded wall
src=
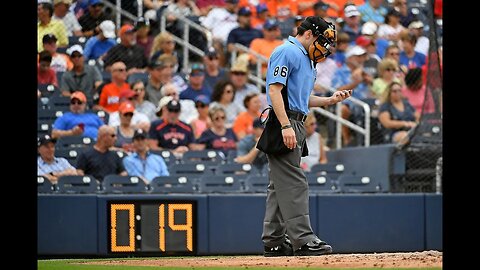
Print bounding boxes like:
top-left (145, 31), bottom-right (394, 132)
top-left (425, 193), bottom-right (442, 250)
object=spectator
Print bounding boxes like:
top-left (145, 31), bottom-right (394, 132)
top-left (78, 0), bottom-right (110, 38)
top-left (360, 21), bottom-right (389, 60)
top-left (355, 35), bottom-right (381, 78)
top-left (300, 113), bottom-right (328, 172)
top-left (76, 125), bottom-right (128, 181)
top-left (333, 32), bottom-right (350, 67)
top-left (164, 0), bottom-right (201, 29)
top-left (98, 61), bottom-right (131, 113)
top-left (384, 44), bottom-right (401, 63)
top-left (265, 0), bottom-right (298, 21)
top-left (251, 3), bottom-right (270, 30)
top-left (52, 0), bottom-right (83, 37)
top-left (313, 1), bottom-right (335, 22)
top-left (234, 117), bottom-right (267, 170)
top-left (402, 67), bottom-right (435, 114)
top-left (249, 18), bottom-right (284, 78)
top-left (103, 24), bottom-right (148, 74)
top-left (148, 97), bottom-right (198, 155)
top-left (210, 80), bottom-right (244, 128)
top-left (196, 106), bottom-right (238, 154)
top-left (38, 1), bottom-right (69, 51)
top-left (377, 8), bottom-right (405, 42)
top-left (38, 51), bottom-right (58, 87)
top-left (111, 102), bottom-right (136, 153)
top-left (201, 0), bottom-right (239, 44)
top-left (399, 30), bottom-right (426, 70)
top-left (393, 0), bottom-right (416, 28)
top-left (179, 63), bottom-right (212, 101)
top-left (342, 4), bottom-right (362, 44)
top-left (371, 58), bottom-right (402, 98)
top-left (82, 20), bottom-right (117, 62)
top-left (230, 54), bottom-right (260, 109)
top-left (52, 91), bottom-right (105, 140)
top-left (108, 96), bottom-right (150, 131)
top-left (150, 32), bottom-right (184, 73)
top-left (135, 17), bottom-right (154, 59)
top-left (190, 95), bottom-right (212, 139)
top-left (129, 80), bottom-right (158, 122)
top-left (41, 33), bottom-right (73, 73)
top-left (37, 134), bottom-right (77, 184)
top-left (357, 0), bottom-right (387, 24)
top-left (61, 44), bottom-right (103, 98)
top-left (123, 129), bottom-right (170, 184)
top-left (408, 21), bottom-right (429, 56)
top-left (227, 7), bottom-right (263, 54)
top-left (232, 93), bottom-right (262, 140)
top-left (203, 47), bottom-right (228, 90)
top-left (378, 81), bottom-right (418, 143)
top-left (159, 82), bottom-right (198, 124)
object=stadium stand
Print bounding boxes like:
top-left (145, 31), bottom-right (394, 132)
top-left (56, 175), bottom-right (99, 194)
top-left (102, 175), bottom-right (149, 194)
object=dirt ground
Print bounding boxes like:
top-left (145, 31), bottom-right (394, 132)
top-left (84, 250), bottom-right (442, 268)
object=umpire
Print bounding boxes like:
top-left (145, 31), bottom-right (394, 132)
top-left (261, 16), bottom-right (352, 256)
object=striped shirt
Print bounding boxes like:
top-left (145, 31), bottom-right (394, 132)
top-left (37, 156), bottom-right (75, 176)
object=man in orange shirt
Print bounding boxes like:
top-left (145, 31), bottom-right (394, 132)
top-left (249, 19), bottom-right (284, 78)
top-left (98, 61), bottom-right (131, 113)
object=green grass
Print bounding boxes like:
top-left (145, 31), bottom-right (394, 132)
top-left (38, 259), bottom-right (441, 270)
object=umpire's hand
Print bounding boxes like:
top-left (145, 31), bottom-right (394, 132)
top-left (330, 89), bottom-right (353, 104)
top-left (282, 127), bottom-right (296, 150)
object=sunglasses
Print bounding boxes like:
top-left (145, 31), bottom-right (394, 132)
top-left (232, 72), bottom-right (246, 76)
top-left (123, 113), bottom-right (134, 117)
top-left (213, 116), bottom-right (226, 121)
top-left (70, 100), bottom-right (83, 105)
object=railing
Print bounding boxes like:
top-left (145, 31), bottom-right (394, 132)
top-left (101, 0), bottom-right (140, 29)
top-left (160, 13), bottom-right (213, 74)
top-left (230, 43), bottom-right (268, 91)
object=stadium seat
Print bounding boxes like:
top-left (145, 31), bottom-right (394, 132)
top-left (37, 108), bottom-right (63, 122)
top-left (306, 174), bottom-right (339, 194)
top-left (198, 175), bottom-right (244, 193)
top-left (182, 150), bottom-right (226, 163)
top-left (85, 109), bottom-right (109, 124)
top-left (56, 71), bottom-right (64, 88)
top-left (38, 84), bottom-right (61, 98)
top-left (337, 174), bottom-right (381, 193)
top-left (309, 163), bottom-right (345, 179)
top-left (56, 136), bottom-right (93, 149)
top-left (56, 175), bottom-right (100, 194)
top-left (102, 175), bottom-right (149, 194)
top-left (149, 150), bottom-right (178, 165)
top-left (37, 176), bottom-right (56, 193)
top-left (149, 175), bottom-right (198, 193)
top-left (244, 175), bottom-right (269, 193)
top-left (55, 148), bottom-right (82, 167)
top-left (37, 121), bottom-right (53, 137)
top-left (48, 95), bottom-right (71, 111)
top-left (225, 150), bottom-right (237, 163)
top-left (169, 163), bottom-right (214, 176)
top-left (215, 163), bottom-right (255, 175)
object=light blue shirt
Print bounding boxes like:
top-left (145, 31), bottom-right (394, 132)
top-left (266, 36), bottom-right (316, 115)
top-left (123, 152), bottom-right (169, 183)
top-left (358, 2), bottom-right (388, 24)
top-left (37, 157), bottom-right (75, 176)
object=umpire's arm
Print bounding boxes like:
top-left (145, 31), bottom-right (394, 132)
top-left (269, 83), bottom-right (296, 149)
top-left (308, 89), bottom-right (353, 107)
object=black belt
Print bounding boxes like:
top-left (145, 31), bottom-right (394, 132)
top-left (286, 110), bottom-right (307, 122)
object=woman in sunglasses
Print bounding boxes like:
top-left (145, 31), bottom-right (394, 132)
top-left (195, 106), bottom-right (237, 154)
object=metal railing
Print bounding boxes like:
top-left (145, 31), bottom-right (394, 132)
top-left (160, 13), bottom-right (213, 74)
top-left (102, 0), bottom-right (140, 29)
top-left (230, 43), bottom-right (268, 91)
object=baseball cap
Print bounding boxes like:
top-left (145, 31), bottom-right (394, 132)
top-left (313, 1), bottom-right (330, 11)
top-left (190, 63), bottom-right (205, 74)
top-left (118, 101), bottom-right (135, 114)
top-left (256, 3), bottom-right (268, 13)
top-left (166, 99), bottom-right (181, 111)
top-left (38, 134), bottom-right (57, 147)
top-left (70, 91), bottom-right (87, 103)
top-left (66, 44), bottom-right (84, 56)
top-left (119, 88), bottom-right (136, 99)
top-left (53, 0), bottom-right (72, 5)
top-left (386, 8), bottom-right (401, 18)
top-left (135, 17), bottom-right (150, 29)
top-left (361, 21), bottom-right (378, 35)
top-left (253, 118), bottom-right (264, 129)
top-left (42, 33), bottom-right (57, 44)
top-left (99, 20), bottom-right (116, 39)
top-left (345, 45), bottom-right (367, 58)
top-left (238, 7), bottom-right (252, 16)
top-left (205, 46), bottom-right (218, 57)
top-left (408, 21), bottom-right (424, 29)
top-left (156, 96), bottom-right (173, 115)
top-left (294, 15), bottom-right (304, 22)
top-left (344, 5), bottom-right (360, 18)
top-left (264, 18), bottom-right (279, 30)
top-left (194, 95), bottom-right (210, 105)
top-left (89, 0), bottom-right (104, 6)
top-left (119, 24), bottom-right (135, 36)
top-left (355, 35), bottom-right (374, 47)
top-left (132, 129), bottom-right (147, 140)
top-left (230, 54), bottom-right (249, 73)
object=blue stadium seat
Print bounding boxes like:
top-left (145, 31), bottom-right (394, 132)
top-left (149, 175), bottom-right (198, 193)
top-left (169, 163), bottom-right (214, 176)
top-left (225, 150), bottom-right (237, 163)
top-left (85, 109), bottom-right (109, 124)
top-left (150, 150), bottom-right (178, 165)
top-left (37, 121), bottom-right (53, 137)
top-left (306, 174), bottom-right (339, 194)
top-left (38, 176), bottom-right (56, 193)
top-left (56, 175), bottom-right (100, 194)
top-left (38, 84), bottom-right (61, 98)
top-left (337, 175), bottom-right (381, 193)
top-left (215, 163), bottom-right (255, 176)
top-left (102, 175), bottom-right (149, 194)
top-left (38, 108), bottom-right (63, 122)
top-left (55, 148), bottom-right (82, 167)
top-left (56, 136), bottom-right (93, 149)
top-left (244, 175), bottom-right (269, 193)
top-left (48, 95), bottom-right (71, 111)
top-left (198, 175), bottom-right (244, 193)
top-left (182, 150), bottom-right (226, 163)
top-left (309, 163), bottom-right (345, 180)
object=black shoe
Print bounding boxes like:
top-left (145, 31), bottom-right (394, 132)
top-left (294, 239), bottom-right (333, 256)
top-left (264, 235), bottom-right (294, 257)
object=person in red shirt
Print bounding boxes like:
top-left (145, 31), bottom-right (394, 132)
top-left (38, 50), bottom-right (58, 87)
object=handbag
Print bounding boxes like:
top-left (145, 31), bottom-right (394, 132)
top-left (256, 107), bottom-right (294, 155)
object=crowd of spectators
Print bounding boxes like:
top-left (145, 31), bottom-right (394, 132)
top-left (38, 0), bottom-right (443, 182)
